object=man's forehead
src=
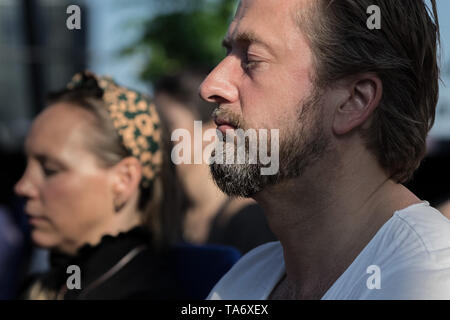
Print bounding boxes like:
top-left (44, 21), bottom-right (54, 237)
top-left (232, 0), bottom-right (307, 23)
top-left (226, 0), bottom-right (307, 51)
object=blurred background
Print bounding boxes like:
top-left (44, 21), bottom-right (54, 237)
top-left (0, 0), bottom-right (238, 299)
top-left (0, 0), bottom-right (236, 208)
top-left (0, 0), bottom-right (449, 298)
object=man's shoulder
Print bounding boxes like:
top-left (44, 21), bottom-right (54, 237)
top-left (393, 202), bottom-right (450, 255)
top-left (367, 201), bottom-right (450, 271)
top-left (325, 202), bottom-right (450, 299)
top-left (363, 203), bottom-right (450, 299)
top-left (207, 241), bottom-right (284, 300)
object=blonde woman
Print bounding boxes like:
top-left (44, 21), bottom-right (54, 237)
top-left (15, 72), bottom-right (185, 300)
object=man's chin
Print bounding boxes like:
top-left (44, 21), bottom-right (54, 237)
top-left (209, 162), bottom-right (270, 198)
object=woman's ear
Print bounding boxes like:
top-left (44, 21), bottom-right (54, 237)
top-left (332, 73), bottom-right (383, 136)
top-left (111, 157), bottom-right (142, 212)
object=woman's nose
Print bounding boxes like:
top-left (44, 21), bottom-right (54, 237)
top-left (14, 165), bottom-right (38, 200)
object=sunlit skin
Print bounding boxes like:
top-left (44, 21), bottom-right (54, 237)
top-left (201, 0), bottom-right (317, 142)
top-left (200, 0), bottom-right (421, 299)
top-left (439, 200), bottom-right (450, 219)
top-left (15, 103), bottom-right (142, 255)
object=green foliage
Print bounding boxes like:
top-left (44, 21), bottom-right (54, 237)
top-left (123, 0), bottom-right (237, 83)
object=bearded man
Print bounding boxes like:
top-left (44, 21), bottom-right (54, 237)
top-left (199, 0), bottom-right (450, 299)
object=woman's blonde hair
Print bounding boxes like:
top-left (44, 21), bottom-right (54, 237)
top-left (47, 79), bottom-right (186, 249)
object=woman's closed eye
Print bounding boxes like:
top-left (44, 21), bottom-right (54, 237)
top-left (35, 155), bottom-right (64, 178)
top-left (42, 165), bottom-right (59, 177)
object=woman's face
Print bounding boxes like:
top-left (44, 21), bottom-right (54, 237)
top-left (15, 103), bottom-right (116, 254)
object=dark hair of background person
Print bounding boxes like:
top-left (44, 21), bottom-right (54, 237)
top-left (47, 79), bottom-right (186, 250)
top-left (298, 0), bottom-right (440, 183)
top-left (154, 68), bottom-right (217, 123)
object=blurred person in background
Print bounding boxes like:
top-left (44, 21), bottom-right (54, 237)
top-left (0, 205), bottom-right (27, 299)
top-left (15, 71), bottom-right (186, 300)
top-left (154, 69), bottom-right (276, 254)
top-left (119, 0), bottom-right (274, 253)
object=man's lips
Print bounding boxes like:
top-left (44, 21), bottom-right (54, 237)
top-left (214, 117), bottom-right (237, 133)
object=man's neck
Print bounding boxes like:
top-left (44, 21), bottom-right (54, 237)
top-left (255, 152), bottom-right (421, 299)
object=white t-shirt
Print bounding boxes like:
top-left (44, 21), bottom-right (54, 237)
top-left (207, 202), bottom-right (450, 300)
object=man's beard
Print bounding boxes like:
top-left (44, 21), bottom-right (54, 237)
top-left (209, 88), bottom-right (330, 198)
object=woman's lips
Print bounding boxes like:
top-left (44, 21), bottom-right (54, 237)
top-left (26, 211), bottom-right (48, 225)
top-left (28, 216), bottom-right (48, 226)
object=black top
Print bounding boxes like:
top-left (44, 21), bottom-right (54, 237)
top-left (207, 201), bottom-right (277, 254)
top-left (22, 227), bottom-right (185, 300)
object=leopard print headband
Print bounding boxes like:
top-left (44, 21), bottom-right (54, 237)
top-left (67, 71), bottom-right (162, 189)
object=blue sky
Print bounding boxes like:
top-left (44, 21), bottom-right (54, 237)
top-left (430, 0), bottom-right (450, 138)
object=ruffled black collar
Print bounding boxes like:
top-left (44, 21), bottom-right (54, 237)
top-left (74, 226), bottom-right (151, 262)
top-left (41, 226), bottom-right (153, 292)
top-left (50, 226), bottom-right (151, 266)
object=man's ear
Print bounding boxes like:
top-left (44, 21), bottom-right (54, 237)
top-left (332, 73), bottom-right (382, 136)
top-left (111, 157), bottom-right (142, 211)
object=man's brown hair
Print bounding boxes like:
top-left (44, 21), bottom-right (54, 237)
top-left (298, 0), bottom-right (440, 183)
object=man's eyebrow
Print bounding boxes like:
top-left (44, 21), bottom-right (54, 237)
top-left (222, 31), bottom-right (276, 55)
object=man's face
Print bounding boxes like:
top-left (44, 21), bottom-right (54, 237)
top-left (200, 0), bottom-right (331, 197)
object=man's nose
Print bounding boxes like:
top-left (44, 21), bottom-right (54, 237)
top-left (199, 57), bottom-right (239, 105)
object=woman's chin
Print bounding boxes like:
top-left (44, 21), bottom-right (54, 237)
top-left (31, 229), bottom-right (57, 250)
